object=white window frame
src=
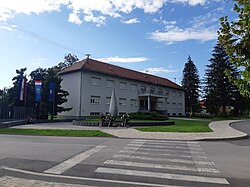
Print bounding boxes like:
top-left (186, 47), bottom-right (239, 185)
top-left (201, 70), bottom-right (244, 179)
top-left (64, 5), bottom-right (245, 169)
top-left (119, 82), bottom-right (127, 90)
top-left (90, 96), bottom-right (101, 104)
top-left (107, 79), bottom-right (115, 88)
top-left (91, 77), bottom-right (101, 86)
top-left (119, 98), bottom-right (127, 106)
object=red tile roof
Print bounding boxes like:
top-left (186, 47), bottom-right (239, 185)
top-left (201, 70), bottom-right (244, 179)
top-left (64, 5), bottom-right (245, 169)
top-left (59, 58), bottom-right (183, 90)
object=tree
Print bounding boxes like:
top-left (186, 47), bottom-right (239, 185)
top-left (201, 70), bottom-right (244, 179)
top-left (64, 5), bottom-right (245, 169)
top-left (42, 67), bottom-right (71, 119)
top-left (181, 56), bottom-right (200, 115)
top-left (8, 68), bottom-right (27, 106)
top-left (218, 0), bottom-right (250, 97)
top-left (204, 42), bottom-right (240, 115)
top-left (57, 53), bottom-right (79, 70)
top-left (0, 88), bottom-right (9, 106)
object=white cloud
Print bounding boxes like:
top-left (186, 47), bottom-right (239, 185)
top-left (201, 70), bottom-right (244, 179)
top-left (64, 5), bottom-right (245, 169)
top-left (83, 13), bottom-right (106, 26)
top-left (0, 0), bottom-right (211, 26)
top-left (68, 12), bottom-right (82, 25)
top-left (0, 23), bottom-right (16, 31)
top-left (149, 26), bottom-right (217, 43)
top-left (98, 56), bottom-right (148, 63)
top-left (168, 0), bottom-right (206, 6)
top-left (122, 18), bottom-right (140, 24)
top-left (143, 67), bottom-right (178, 74)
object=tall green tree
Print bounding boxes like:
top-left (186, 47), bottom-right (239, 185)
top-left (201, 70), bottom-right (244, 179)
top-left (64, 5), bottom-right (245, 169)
top-left (57, 53), bottom-right (79, 70)
top-left (204, 42), bottom-right (240, 115)
top-left (42, 67), bottom-right (71, 119)
top-left (218, 0), bottom-right (250, 97)
top-left (8, 68), bottom-right (27, 106)
top-left (0, 88), bottom-right (9, 106)
top-left (181, 56), bottom-right (200, 114)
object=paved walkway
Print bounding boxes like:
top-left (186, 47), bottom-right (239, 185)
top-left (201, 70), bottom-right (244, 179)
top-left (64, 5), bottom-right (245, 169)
top-left (101, 120), bottom-right (248, 140)
top-left (11, 120), bottom-right (248, 141)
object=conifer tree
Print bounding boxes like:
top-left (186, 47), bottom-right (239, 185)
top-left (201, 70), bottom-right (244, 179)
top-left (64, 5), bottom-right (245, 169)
top-left (204, 42), bottom-right (240, 115)
top-left (181, 56), bottom-right (200, 115)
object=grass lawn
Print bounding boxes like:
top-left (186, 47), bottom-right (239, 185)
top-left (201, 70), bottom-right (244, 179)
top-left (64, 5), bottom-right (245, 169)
top-left (0, 128), bottom-right (112, 137)
top-left (135, 119), bottom-right (212, 133)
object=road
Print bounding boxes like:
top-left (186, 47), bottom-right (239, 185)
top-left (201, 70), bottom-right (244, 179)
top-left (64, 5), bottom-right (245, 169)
top-left (0, 120), bottom-right (249, 186)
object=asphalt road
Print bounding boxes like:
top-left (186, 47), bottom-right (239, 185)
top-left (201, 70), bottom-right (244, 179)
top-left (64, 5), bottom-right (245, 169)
top-left (0, 120), bottom-right (249, 187)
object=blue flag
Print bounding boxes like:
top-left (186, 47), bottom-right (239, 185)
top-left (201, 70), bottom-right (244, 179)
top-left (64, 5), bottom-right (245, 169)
top-left (48, 82), bottom-right (55, 102)
top-left (35, 80), bottom-right (42, 102)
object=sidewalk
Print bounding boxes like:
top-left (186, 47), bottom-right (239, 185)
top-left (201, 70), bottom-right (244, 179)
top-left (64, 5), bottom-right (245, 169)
top-left (11, 120), bottom-right (248, 141)
top-left (101, 120), bottom-right (248, 140)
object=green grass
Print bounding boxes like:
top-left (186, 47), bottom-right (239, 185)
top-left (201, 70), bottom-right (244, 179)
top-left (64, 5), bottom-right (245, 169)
top-left (130, 119), bottom-right (168, 122)
top-left (0, 128), bottom-right (112, 137)
top-left (135, 119), bottom-right (212, 133)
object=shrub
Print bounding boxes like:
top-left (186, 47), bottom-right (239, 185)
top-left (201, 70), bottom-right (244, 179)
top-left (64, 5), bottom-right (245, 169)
top-left (129, 112), bottom-right (168, 120)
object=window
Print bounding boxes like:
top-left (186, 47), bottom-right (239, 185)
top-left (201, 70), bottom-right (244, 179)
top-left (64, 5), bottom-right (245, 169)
top-left (119, 82), bottom-right (127, 89)
top-left (172, 102), bottom-right (176, 108)
top-left (178, 103), bottom-right (182, 108)
top-left (158, 88), bottom-right (163, 95)
top-left (131, 84), bottom-right (137, 91)
top-left (91, 77), bottom-right (101, 86)
top-left (165, 90), bottom-right (169, 96)
top-left (150, 87), bottom-right (155, 94)
top-left (157, 101), bottom-right (163, 108)
top-left (178, 92), bottom-right (182, 97)
top-left (141, 86), bottom-right (146, 91)
top-left (107, 79), bottom-right (115, 88)
top-left (90, 112), bottom-right (100, 116)
top-left (119, 98), bottom-right (126, 106)
top-left (130, 99), bottom-right (137, 107)
top-left (106, 97), bottom-right (111, 105)
top-left (90, 96), bottom-right (100, 104)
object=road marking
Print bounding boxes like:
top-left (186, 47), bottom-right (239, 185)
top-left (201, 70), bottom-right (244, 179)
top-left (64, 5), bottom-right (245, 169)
top-left (128, 143), bottom-right (203, 151)
top-left (124, 146), bottom-right (204, 155)
top-left (119, 150), bottom-right (193, 158)
top-left (1, 166), bottom-right (185, 187)
top-left (113, 154), bottom-right (194, 164)
top-left (132, 140), bottom-right (200, 147)
top-left (95, 167), bottom-right (229, 185)
top-left (44, 146), bottom-right (106, 174)
top-left (113, 154), bottom-right (214, 166)
top-left (104, 160), bottom-right (197, 172)
top-left (133, 139), bottom-right (199, 144)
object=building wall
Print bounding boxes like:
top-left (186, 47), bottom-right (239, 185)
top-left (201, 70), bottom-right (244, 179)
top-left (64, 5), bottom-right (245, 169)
top-left (60, 71), bottom-right (81, 117)
top-left (60, 70), bottom-right (185, 117)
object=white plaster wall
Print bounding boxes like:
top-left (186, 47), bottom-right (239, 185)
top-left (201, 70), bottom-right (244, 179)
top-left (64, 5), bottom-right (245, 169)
top-left (59, 71), bottom-right (81, 117)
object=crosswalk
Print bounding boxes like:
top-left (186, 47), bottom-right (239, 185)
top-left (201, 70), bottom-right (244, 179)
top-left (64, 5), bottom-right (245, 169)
top-left (94, 139), bottom-right (229, 186)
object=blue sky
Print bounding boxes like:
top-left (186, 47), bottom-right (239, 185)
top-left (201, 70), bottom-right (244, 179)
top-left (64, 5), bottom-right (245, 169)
top-left (0, 0), bottom-right (235, 89)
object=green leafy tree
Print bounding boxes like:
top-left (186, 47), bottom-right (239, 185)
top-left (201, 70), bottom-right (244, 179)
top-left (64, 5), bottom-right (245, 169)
top-left (42, 67), bottom-right (71, 119)
top-left (218, 0), bottom-right (250, 97)
top-left (8, 68), bottom-right (27, 106)
top-left (204, 42), bottom-right (240, 115)
top-left (181, 56), bottom-right (200, 115)
top-left (57, 53), bottom-right (79, 70)
top-left (0, 88), bottom-right (9, 106)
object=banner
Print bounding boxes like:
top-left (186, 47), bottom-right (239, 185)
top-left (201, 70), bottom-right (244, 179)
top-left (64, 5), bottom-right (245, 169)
top-left (48, 82), bottom-right (55, 102)
top-left (35, 80), bottom-right (42, 102)
top-left (19, 77), bottom-right (26, 101)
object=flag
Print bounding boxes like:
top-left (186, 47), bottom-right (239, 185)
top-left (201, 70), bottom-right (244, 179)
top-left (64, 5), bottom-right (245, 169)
top-left (19, 77), bottom-right (26, 101)
top-left (35, 80), bottom-right (42, 102)
top-left (48, 82), bottom-right (55, 102)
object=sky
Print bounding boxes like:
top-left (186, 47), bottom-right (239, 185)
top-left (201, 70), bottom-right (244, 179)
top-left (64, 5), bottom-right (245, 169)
top-left (0, 0), bottom-right (236, 89)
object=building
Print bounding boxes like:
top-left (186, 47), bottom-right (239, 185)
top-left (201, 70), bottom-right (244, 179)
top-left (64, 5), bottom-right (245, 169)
top-left (59, 58), bottom-right (185, 117)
